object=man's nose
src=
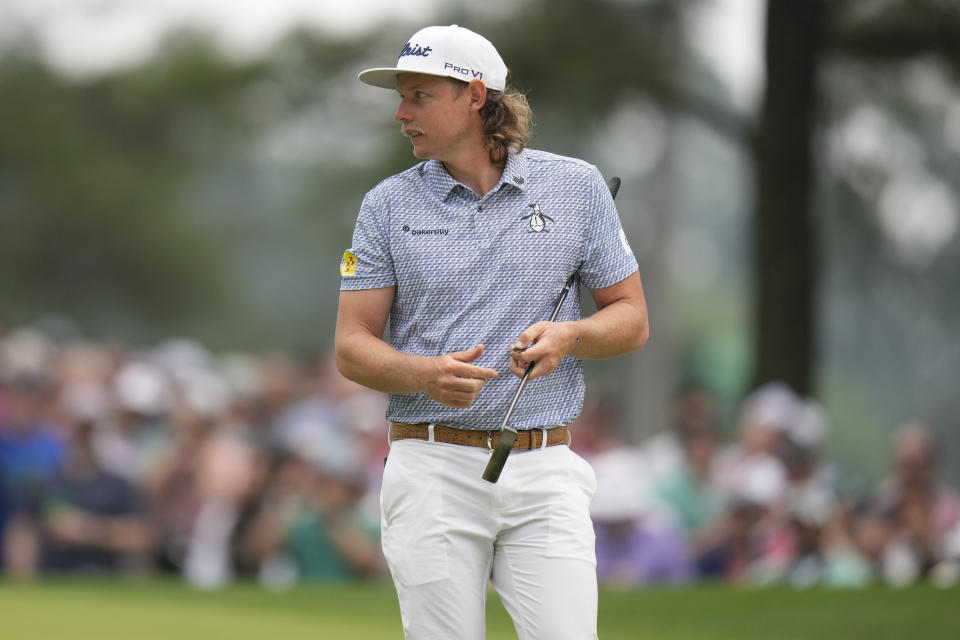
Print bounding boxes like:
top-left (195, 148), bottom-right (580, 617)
top-left (395, 102), bottom-right (411, 122)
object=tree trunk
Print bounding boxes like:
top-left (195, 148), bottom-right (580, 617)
top-left (753, 0), bottom-right (824, 395)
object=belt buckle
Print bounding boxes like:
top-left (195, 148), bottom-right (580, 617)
top-left (486, 430), bottom-right (494, 450)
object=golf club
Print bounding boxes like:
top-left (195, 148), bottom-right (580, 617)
top-left (482, 175), bottom-right (622, 483)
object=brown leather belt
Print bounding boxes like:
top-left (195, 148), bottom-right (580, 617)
top-left (390, 422), bottom-right (569, 451)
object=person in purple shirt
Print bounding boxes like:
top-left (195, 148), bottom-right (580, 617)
top-left (590, 447), bottom-right (693, 586)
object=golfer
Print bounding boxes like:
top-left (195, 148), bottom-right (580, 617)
top-left (335, 24), bottom-right (648, 640)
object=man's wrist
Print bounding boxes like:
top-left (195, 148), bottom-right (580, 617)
top-left (562, 321), bottom-right (584, 357)
top-left (407, 352), bottom-right (430, 395)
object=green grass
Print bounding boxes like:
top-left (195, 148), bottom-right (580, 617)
top-left (0, 578), bottom-right (956, 639)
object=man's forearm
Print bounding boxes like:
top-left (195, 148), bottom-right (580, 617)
top-left (565, 297), bottom-right (648, 360)
top-left (336, 331), bottom-right (425, 394)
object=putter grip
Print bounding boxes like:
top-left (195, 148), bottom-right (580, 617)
top-left (606, 176), bottom-right (621, 200)
top-left (482, 429), bottom-right (517, 482)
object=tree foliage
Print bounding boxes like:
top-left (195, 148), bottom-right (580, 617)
top-left (0, 46), bottom-right (258, 342)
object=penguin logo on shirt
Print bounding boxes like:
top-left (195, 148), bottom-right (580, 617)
top-left (522, 203), bottom-right (554, 233)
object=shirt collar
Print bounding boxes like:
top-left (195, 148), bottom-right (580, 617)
top-left (421, 149), bottom-right (529, 202)
top-left (500, 150), bottom-right (528, 193)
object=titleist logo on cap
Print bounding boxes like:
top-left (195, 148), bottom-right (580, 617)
top-left (399, 42), bottom-right (433, 58)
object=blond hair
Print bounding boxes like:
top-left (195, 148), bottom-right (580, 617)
top-left (480, 88), bottom-right (532, 166)
top-left (451, 79), bottom-right (533, 166)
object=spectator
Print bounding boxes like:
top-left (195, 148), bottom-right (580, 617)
top-left (0, 374), bottom-right (67, 577)
top-left (568, 396), bottom-right (622, 460)
top-left (875, 421), bottom-right (960, 585)
top-left (643, 388), bottom-right (718, 489)
top-left (655, 421), bottom-right (724, 539)
top-left (240, 453), bottom-right (381, 587)
top-left (94, 359), bottom-right (173, 483)
top-left (182, 419), bottom-right (263, 589)
top-left (696, 455), bottom-right (785, 584)
top-left (847, 501), bottom-right (894, 580)
top-left (336, 386), bottom-right (390, 527)
top-left (712, 382), bottom-right (793, 508)
top-left (591, 447), bottom-right (693, 587)
top-left (142, 391), bottom-right (210, 573)
top-left (252, 350), bottom-right (306, 433)
top-left (37, 417), bottom-right (155, 574)
top-left (270, 360), bottom-right (355, 480)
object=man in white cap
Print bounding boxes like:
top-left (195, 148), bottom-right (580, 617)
top-left (335, 25), bottom-right (648, 639)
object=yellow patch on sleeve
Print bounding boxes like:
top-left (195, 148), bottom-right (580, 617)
top-left (340, 250), bottom-right (357, 276)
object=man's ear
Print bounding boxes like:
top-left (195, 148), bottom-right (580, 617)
top-left (466, 79), bottom-right (487, 112)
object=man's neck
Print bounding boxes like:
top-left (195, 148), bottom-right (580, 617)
top-left (440, 145), bottom-right (504, 197)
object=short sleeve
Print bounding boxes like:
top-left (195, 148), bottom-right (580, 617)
top-left (339, 190), bottom-right (397, 290)
top-left (578, 168), bottom-right (639, 290)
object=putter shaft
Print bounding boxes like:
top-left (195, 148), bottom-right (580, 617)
top-left (482, 274), bottom-right (576, 483)
top-left (482, 175), bottom-right (622, 484)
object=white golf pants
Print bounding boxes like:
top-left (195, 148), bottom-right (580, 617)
top-left (381, 437), bottom-right (599, 640)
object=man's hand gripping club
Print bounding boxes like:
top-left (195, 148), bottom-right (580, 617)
top-left (509, 323), bottom-right (580, 381)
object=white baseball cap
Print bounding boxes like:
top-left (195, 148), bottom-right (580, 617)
top-left (358, 24), bottom-right (507, 91)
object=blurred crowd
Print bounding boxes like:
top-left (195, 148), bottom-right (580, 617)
top-left (1, 324), bottom-right (959, 590)
top-left (581, 387), bottom-right (960, 589)
top-left (0, 325), bottom-right (386, 588)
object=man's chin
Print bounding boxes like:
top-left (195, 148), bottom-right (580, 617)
top-left (411, 145), bottom-right (433, 160)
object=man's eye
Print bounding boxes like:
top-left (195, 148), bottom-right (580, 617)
top-left (415, 92), bottom-right (427, 99)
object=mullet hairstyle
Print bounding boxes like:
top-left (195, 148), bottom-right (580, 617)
top-left (452, 79), bottom-right (533, 166)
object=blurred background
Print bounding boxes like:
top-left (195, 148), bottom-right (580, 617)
top-left (2, 0), bottom-right (960, 593)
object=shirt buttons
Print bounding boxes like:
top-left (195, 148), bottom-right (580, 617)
top-left (477, 205), bottom-right (483, 212)
top-left (514, 177), bottom-right (525, 184)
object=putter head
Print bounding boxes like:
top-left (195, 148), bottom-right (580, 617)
top-left (482, 428), bottom-right (517, 483)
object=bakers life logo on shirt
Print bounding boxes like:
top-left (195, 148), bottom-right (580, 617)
top-left (399, 42), bottom-right (432, 58)
top-left (402, 224), bottom-right (449, 236)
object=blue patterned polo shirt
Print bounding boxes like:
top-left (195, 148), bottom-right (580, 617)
top-left (340, 148), bottom-right (638, 430)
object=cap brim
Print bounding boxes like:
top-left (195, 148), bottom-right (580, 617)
top-left (358, 67), bottom-right (462, 90)
top-left (357, 67), bottom-right (403, 89)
